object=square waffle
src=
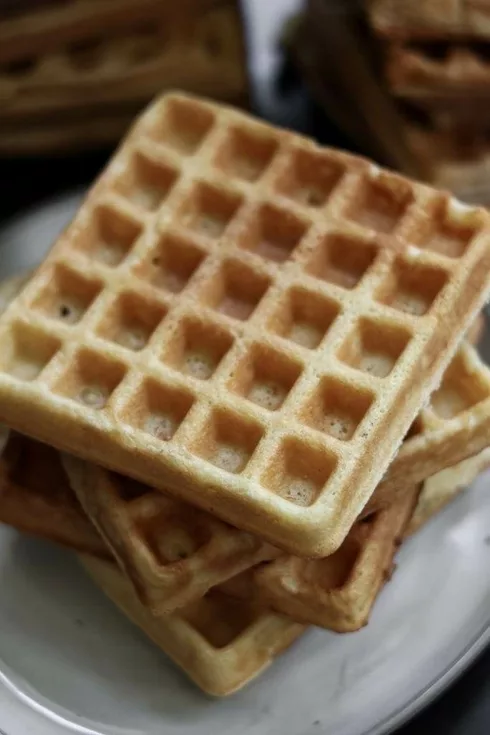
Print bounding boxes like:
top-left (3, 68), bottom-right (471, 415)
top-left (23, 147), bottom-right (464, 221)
top-left (367, 0), bottom-right (490, 39)
top-left (2, 93), bottom-right (490, 557)
top-left (0, 2), bottom-right (248, 123)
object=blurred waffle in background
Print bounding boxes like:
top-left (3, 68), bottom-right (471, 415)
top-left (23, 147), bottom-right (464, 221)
top-left (288, 0), bottom-right (490, 204)
top-left (0, 0), bottom-right (249, 155)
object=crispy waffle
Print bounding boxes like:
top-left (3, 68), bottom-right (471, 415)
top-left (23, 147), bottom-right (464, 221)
top-left (63, 454), bottom-right (278, 615)
top-left (368, 0), bottom-right (490, 39)
top-left (1, 94), bottom-right (490, 557)
top-left (0, 3), bottom-right (248, 122)
top-left (223, 446), bottom-right (490, 631)
top-left (223, 485), bottom-right (420, 632)
top-left (80, 554), bottom-right (306, 696)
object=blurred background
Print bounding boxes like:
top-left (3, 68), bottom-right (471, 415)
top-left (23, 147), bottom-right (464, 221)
top-left (1, 1), bottom-right (490, 733)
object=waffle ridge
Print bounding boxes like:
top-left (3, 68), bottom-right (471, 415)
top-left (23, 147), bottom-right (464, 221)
top-left (63, 454), bottom-right (278, 615)
top-left (1, 92), bottom-right (490, 556)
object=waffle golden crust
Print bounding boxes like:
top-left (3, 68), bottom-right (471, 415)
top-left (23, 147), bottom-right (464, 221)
top-left (368, 0), bottom-right (490, 39)
top-left (1, 93), bottom-right (490, 557)
top-left (63, 454), bottom-right (278, 615)
top-left (0, 3), bottom-right (248, 122)
top-left (80, 555), bottom-right (306, 697)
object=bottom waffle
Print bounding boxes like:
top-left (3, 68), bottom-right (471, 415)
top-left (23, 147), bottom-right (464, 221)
top-left (80, 554), bottom-right (305, 697)
top-left (1, 432), bottom-right (487, 633)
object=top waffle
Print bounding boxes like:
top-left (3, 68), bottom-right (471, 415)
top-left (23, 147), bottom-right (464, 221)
top-left (1, 92), bottom-right (490, 557)
top-left (368, 0), bottom-right (490, 39)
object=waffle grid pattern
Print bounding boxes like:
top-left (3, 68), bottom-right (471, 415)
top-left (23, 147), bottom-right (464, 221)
top-left (1, 93), bottom-right (490, 556)
top-left (64, 455), bottom-right (278, 615)
top-left (81, 555), bottom-right (306, 697)
top-left (65, 343), bottom-right (490, 614)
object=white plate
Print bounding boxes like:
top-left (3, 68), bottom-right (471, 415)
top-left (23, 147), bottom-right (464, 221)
top-left (1, 186), bottom-right (490, 735)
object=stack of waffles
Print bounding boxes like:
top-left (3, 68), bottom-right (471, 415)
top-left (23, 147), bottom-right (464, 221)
top-left (0, 0), bottom-right (248, 155)
top-left (2, 92), bottom-right (490, 695)
top-left (289, 0), bottom-right (490, 203)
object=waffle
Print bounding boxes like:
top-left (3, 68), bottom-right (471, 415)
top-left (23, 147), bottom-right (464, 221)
top-left (0, 432), bottom-right (485, 641)
top-left (0, 3), bottom-right (248, 122)
top-left (81, 554), bottom-right (305, 696)
top-left (223, 446), bottom-right (490, 631)
top-left (223, 485), bottom-right (420, 632)
top-left (2, 93), bottom-right (490, 557)
top-left (63, 454), bottom-right (278, 615)
top-left (368, 0), bottom-right (490, 39)
top-left (62, 335), bottom-right (490, 614)
top-left (0, 433), bottom-right (108, 558)
top-left (387, 43), bottom-right (490, 100)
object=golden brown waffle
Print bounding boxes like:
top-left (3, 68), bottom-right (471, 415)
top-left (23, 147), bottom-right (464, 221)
top-left (0, 433), bottom-right (108, 558)
top-left (63, 454), bottom-right (278, 614)
top-left (63, 339), bottom-right (490, 615)
top-left (223, 485), bottom-right (420, 632)
top-left (2, 93), bottom-right (490, 557)
top-left (0, 430), bottom-right (485, 640)
top-left (223, 447), bottom-right (490, 631)
top-left (80, 555), bottom-right (305, 696)
top-left (0, 3), bottom-right (248, 122)
top-left (386, 43), bottom-right (490, 100)
top-left (368, 0), bottom-right (490, 39)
